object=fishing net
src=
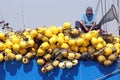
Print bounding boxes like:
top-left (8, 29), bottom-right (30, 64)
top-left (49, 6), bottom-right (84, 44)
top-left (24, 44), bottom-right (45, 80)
top-left (96, 5), bottom-right (119, 29)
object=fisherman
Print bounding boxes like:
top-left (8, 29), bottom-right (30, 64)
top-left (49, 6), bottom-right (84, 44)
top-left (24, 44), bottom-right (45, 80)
top-left (75, 6), bottom-right (98, 33)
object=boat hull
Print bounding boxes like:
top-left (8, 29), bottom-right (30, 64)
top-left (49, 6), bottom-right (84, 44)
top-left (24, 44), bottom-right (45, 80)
top-left (0, 60), bottom-right (119, 80)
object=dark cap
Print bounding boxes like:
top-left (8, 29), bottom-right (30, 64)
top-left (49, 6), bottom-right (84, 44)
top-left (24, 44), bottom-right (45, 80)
top-left (86, 6), bottom-right (93, 13)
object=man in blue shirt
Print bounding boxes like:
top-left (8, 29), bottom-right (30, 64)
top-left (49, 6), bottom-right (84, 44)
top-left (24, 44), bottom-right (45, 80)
top-left (75, 7), bottom-right (97, 32)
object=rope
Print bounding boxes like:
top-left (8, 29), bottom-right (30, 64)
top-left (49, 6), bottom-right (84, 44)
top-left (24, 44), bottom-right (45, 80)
top-left (21, 0), bottom-right (25, 28)
top-left (104, 0), bottom-right (107, 31)
top-left (117, 0), bottom-right (120, 21)
top-left (112, 0), bottom-right (115, 6)
top-left (100, 0), bottom-right (105, 29)
top-left (112, 27), bottom-right (119, 35)
top-left (116, 0), bottom-right (120, 36)
top-left (95, 69), bottom-right (120, 80)
top-left (96, 56), bottom-right (120, 80)
top-left (95, 0), bottom-right (101, 15)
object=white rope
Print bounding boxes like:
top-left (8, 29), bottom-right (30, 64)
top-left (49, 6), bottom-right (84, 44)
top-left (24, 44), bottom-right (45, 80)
top-left (96, 56), bottom-right (120, 80)
top-left (95, 69), bottom-right (120, 80)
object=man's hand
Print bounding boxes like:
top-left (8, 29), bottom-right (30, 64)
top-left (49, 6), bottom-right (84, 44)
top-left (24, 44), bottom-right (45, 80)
top-left (85, 27), bottom-right (89, 31)
top-left (89, 22), bottom-right (96, 31)
top-left (78, 28), bottom-right (82, 32)
top-left (89, 28), bottom-right (93, 31)
top-left (82, 21), bottom-right (89, 32)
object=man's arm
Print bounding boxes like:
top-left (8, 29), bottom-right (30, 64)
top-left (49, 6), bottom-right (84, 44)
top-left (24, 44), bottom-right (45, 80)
top-left (89, 13), bottom-right (96, 31)
top-left (90, 22), bottom-right (96, 31)
top-left (82, 21), bottom-right (89, 31)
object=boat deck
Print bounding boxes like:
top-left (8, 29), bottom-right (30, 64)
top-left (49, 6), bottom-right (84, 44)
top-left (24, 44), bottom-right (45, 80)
top-left (0, 60), bottom-right (119, 80)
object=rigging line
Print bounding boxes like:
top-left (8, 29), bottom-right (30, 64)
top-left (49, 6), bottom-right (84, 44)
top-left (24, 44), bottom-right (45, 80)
top-left (100, 0), bottom-right (105, 29)
top-left (95, 0), bottom-right (100, 15)
top-left (95, 69), bottom-right (120, 80)
top-left (112, 27), bottom-right (119, 35)
top-left (21, 0), bottom-right (25, 28)
top-left (117, 0), bottom-right (120, 21)
top-left (112, 0), bottom-right (115, 5)
top-left (104, 0), bottom-right (107, 31)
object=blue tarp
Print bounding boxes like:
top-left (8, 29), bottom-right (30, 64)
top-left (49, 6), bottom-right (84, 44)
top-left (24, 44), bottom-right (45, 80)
top-left (0, 60), bottom-right (119, 80)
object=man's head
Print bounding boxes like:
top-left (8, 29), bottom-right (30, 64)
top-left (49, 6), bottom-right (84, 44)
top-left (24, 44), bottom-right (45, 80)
top-left (86, 6), bottom-right (93, 16)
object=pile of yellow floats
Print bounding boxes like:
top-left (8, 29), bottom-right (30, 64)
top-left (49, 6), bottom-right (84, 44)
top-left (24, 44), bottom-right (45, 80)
top-left (0, 22), bottom-right (120, 73)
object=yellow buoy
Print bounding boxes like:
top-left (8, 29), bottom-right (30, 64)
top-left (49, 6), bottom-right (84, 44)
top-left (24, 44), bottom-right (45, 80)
top-left (97, 55), bottom-right (106, 63)
top-left (96, 43), bottom-right (104, 50)
top-left (91, 37), bottom-right (98, 45)
top-left (63, 22), bottom-right (71, 29)
top-left (64, 36), bottom-right (69, 43)
top-left (12, 44), bottom-right (20, 51)
top-left (37, 48), bottom-right (45, 56)
top-left (85, 32), bottom-right (92, 41)
top-left (90, 30), bottom-right (99, 38)
top-left (27, 39), bottom-right (35, 47)
top-left (30, 29), bottom-right (38, 38)
top-left (76, 38), bottom-right (84, 46)
top-left (104, 60), bottom-right (112, 66)
top-left (11, 36), bottom-right (20, 44)
top-left (58, 33), bottom-right (64, 39)
top-left (41, 42), bottom-right (50, 50)
top-left (104, 47), bottom-right (112, 56)
top-left (5, 41), bottom-right (13, 49)
top-left (19, 48), bottom-right (27, 55)
top-left (58, 26), bottom-right (63, 33)
top-left (37, 58), bottom-right (45, 65)
top-left (50, 44), bottom-right (56, 50)
top-left (83, 40), bottom-right (89, 47)
top-left (37, 27), bottom-right (46, 34)
top-left (67, 53), bottom-right (75, 60)
top-left (53, 60), bottom-right (59, 67)
top-left (80, 47), bottom-right (87, 53)
top-left (97, 37), bottom-right (104, 43)
top-left (45, 29), bottom-right (52, 38)
top-left (49, 37), bottom-right (57, 44)
top-left (19, 41), bottom-right (27, 49)
top-left (37, 33), bottom-right (43, 40)
top-left (49, 26), bottom-right (59, 34)
top-left (61, 43), bottom-right (69, 49)
top-left (0, 54), bottom-right (4, 62)
top-left (106, 43), bottom-right (114, 48)
top-left (0, 42), bottom-right (6, 50)
top-left (0, 32), bottom-right (5, 40)
top-left (15, 54), bottom-right (23, 61)
top-left (71, 28), bottom-right (79, 36)
top-left (68, 39), bottom-right (76, 46)
top-left (44, 54), bottom-right (52, 61)
top-left (57, 37), bottom-right (64, 44)
top-left (114, 43), bottom-right (120, 49)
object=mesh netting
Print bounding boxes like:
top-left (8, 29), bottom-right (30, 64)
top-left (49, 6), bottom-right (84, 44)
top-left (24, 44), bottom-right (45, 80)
top-left (98, 5), bottom-right (119, 27)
